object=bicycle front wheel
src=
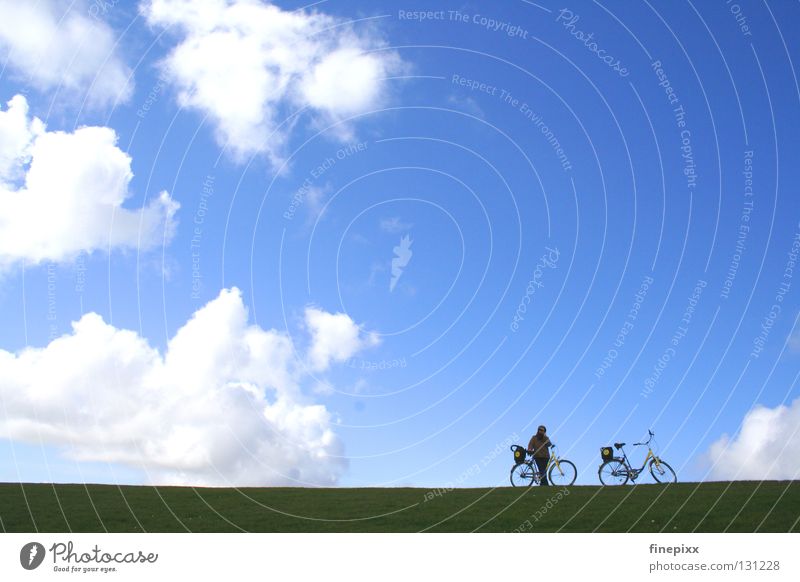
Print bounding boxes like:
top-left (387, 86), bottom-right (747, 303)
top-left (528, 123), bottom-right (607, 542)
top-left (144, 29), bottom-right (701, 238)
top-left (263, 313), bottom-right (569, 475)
top-left (510, 463), bottom-right (538, 487)
top-left (598, 459), bottom-right (629, 485)
top-left (548, 459), bottom-right (577, 486)
top-left (649, 459), bottom-right (677, 483)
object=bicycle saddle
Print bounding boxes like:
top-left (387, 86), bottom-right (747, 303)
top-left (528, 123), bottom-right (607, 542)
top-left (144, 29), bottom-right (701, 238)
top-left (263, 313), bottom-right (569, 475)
top-left (614, 442), bottom-right (625, 449)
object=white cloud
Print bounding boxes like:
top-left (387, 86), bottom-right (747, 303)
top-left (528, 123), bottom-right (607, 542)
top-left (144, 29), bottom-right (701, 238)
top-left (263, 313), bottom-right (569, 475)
top-left (141, 0), bottom-right (403, 163)
top-left (447, 94), bottom-right (485, 119)
top-left (379, 216), bottom-right (413, 234)
top-left (300, 47), bottom-right (388, 116)
top-left (787, 322), bottom-right (800, 353)
top-left (0, 94), bottom-right (178, 269)
top-left (351, 378), bottom-right (371, 395)
top-left (304, 185), bottom-right (329, 223)
top-left (0, 288), bottom-right (379, 486)
top-left (0, 0), bottom-right (132, 105)
top-left (706, 398), bottom-right (800, 480)
top-left (305, 307), bottom-right (379, 372)
top-left (0, 95), bottom-right (43, 179)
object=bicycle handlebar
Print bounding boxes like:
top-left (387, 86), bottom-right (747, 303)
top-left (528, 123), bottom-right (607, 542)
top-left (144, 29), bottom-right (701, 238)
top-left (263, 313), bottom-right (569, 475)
top-left (634, 430), bottom-right (655, 447)
top-left (510, 443), bottom-right (557, 454)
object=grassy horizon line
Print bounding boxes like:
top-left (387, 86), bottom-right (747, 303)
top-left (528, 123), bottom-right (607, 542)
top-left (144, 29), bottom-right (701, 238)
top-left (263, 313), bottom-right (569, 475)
top-left (1, 481), bottom-right (798, 532)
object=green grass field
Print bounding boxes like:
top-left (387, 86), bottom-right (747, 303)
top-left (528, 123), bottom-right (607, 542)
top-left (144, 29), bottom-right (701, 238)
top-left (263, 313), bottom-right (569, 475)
top-left (1, 481), bottom-right (798, 532)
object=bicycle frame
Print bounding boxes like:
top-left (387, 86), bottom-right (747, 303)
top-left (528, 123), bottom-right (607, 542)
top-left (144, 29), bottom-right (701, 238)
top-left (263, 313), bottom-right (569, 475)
top-left (618, 446), bottom-right (665, 479)
top-left (532, 452), bottom-right (564, 479)
top-left (598, 430), bottom-right (675, 486)
top-left (548, 454), bottom-right (566, 475)
top-left (511, 444), bottom-right (577, 487)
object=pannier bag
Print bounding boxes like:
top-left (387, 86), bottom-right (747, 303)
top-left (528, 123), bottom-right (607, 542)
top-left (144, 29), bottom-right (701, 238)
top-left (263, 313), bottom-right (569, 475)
top-left (512, 445), bottom-right (527, 465)
top-left (600, 446), bottom-right (614, 461)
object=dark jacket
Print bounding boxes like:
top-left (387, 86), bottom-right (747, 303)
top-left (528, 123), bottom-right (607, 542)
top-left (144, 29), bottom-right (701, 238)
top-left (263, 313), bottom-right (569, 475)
top-left (528, 434), bottom-right (551, 459)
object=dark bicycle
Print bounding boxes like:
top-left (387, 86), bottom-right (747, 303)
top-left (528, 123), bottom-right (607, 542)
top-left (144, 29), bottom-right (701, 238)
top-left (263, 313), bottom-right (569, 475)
top-left (509, 444), bottom-right (577, 487)
top-left (597, 430), bottom-right (677, 485)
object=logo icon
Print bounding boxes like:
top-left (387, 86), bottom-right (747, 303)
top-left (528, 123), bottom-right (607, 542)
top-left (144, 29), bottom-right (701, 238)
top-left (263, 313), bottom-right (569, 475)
top-left (390, 234), bottom-right (413, 292)
top-left (20, 542), bottom-right (46, 570)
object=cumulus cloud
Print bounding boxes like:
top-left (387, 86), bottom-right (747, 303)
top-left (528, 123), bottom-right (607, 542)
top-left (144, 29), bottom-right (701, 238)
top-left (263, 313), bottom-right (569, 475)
top-left (141, 0), bottom-right (403, 163)
top-left (0, 94), bottom-right (178, 269)
top-left (305, 307), bottom-right (380, 372)
top-left (706, 398), bottom-right (800, 480)
top-left (0, 288), bottom-right (378, 486)
top-left (0, 0), bottom-right (132, 105)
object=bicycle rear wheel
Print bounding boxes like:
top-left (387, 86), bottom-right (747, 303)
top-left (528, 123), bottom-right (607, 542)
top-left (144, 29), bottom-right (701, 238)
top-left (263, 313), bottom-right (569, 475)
top-left (649, 459), bottom-right (677, 483)
top-left (548, 459), bottom-right (577, 486)
top-left (510, 462), bottom-right (538, 487)
top-left (598, 459), bottom-right (629, 485)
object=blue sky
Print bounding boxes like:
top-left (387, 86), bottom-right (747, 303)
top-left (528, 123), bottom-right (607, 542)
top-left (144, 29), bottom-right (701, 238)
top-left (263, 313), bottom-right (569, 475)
top-left (1, 0), bottom-right (799, 487)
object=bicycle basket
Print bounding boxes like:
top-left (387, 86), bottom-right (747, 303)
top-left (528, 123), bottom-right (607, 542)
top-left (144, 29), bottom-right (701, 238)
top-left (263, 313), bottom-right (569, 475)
top-left (600, 446), bottom-right (614, 461)
top-left (512, 445), bottom-right (527, 465)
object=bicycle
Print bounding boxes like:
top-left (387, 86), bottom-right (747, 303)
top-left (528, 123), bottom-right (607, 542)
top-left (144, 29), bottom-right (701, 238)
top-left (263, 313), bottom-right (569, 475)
top-left (597, 430), bottom-right (677, 485)
top-left (509, 444), bottom-right (577, 487)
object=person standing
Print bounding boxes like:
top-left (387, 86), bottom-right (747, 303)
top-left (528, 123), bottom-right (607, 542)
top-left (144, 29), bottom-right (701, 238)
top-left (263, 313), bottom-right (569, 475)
top-left (527, 425), bottom-right (552, 486)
